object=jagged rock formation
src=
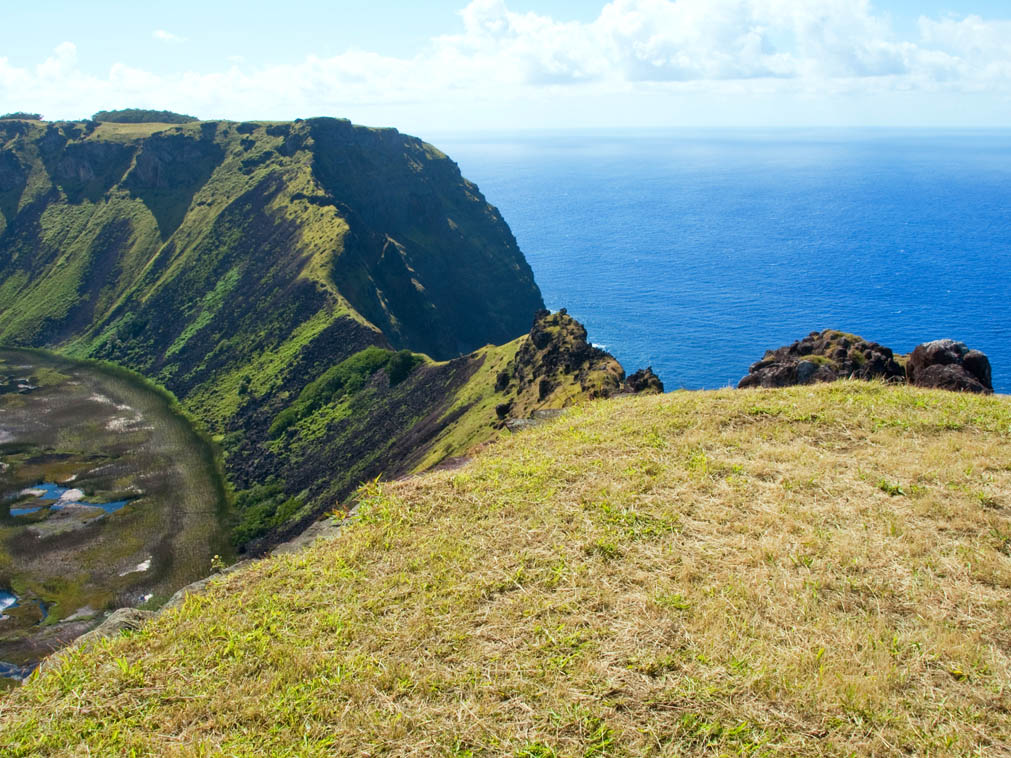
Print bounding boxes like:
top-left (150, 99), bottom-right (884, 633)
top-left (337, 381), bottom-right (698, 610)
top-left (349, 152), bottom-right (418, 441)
top-left (491, 309), bottom-right (662, 424)
top-left (739, 330), bottom-right (996, 396)
top-left (738, 330), bottom-right (904, 389)
top-left (503, 309), bottom-right (625, 401)
top-left (625, 367), bottom-right (664, 394)
top-left (906, 339), bottom-right (993, 394)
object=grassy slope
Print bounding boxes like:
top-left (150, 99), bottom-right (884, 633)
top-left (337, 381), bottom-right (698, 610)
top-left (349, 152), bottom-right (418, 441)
top-left (2, 382), bottom-right (1009, 756)
top-left (231, 311), bottom-right (630, 552)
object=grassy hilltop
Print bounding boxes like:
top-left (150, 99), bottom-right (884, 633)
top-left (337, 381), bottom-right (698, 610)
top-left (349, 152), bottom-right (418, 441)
top-left (2, 382), bottom-right (1009, 755)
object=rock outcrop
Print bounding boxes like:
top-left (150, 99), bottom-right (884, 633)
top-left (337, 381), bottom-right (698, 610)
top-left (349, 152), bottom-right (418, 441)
top-left (499, 309), bottom-right (662, 409)
top-left (68, 609), bottom-right (155, 649)
top-left (625, 367), bottom-right (664, 394)
top-left (739, 331), bottom-right (996, 395)
top-left (906, 339), bottom-right (993, 394)
top-left (495, 309), bottom-right (625, 411)
top-left (738, 330), bottom-right (904, 389)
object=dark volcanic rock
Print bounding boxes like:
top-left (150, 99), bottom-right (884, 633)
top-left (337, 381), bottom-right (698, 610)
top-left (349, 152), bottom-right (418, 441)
top-left (506, 311), bottom-right (662, 399)
top-left (493, 311), bottom-right (663, 440)
top-left (906, 339), bottom-right (992, 394)
top-left (507, 309), bottom-right (625, 400)
top-left (738, 330), bottom-right (904, 389)
top-left (625, 367), bottom-right (664, 394)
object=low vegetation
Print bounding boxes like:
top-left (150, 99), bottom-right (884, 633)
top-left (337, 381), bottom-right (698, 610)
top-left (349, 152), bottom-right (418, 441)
top-left (267, 347), bottom-right (422, 439)
top-left (3, 382), bottom-right (1008, 755)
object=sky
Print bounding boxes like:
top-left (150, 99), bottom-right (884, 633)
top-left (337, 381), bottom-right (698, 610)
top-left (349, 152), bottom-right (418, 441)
top-left (1, 0), bottom-right (1010, 131)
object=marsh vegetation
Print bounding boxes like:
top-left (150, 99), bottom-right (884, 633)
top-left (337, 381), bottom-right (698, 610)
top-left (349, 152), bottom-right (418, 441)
top-left (0, 350), bottom-right (231, 683)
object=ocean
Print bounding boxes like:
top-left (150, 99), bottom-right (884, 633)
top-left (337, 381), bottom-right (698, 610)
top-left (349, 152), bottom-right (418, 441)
top-left (435, 130), bottom-right (1011, 393)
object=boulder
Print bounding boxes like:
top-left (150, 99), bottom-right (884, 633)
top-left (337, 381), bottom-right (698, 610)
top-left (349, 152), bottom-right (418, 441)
top-left (906, 340), bottom-right (992, 394)
top-left (738, 330), bottom-right (904, 389)
top-left (625, 367), bottom-right (664, 394)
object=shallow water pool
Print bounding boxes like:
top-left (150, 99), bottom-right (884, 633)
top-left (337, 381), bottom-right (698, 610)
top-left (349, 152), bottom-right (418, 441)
top-left (9, 482), bottom-right (129, 517)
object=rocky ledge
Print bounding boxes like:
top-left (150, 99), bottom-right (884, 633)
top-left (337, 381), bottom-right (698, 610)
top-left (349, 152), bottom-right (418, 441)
top-left (739, 331), bottom-right (993, 394)
top-left (738, 330), bottom-right (904, 389)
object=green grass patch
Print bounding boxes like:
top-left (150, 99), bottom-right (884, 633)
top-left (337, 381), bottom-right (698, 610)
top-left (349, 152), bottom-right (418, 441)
top-left (231, 479), bottom-right (307, 546)
top-left (269, 347), bottom-right (422, 439)
top-left (3, 383), bottom-right (1009, 755)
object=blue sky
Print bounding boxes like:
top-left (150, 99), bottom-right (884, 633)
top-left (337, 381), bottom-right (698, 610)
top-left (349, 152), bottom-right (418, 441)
top-left (2, 1), bottom-right (1009, 130)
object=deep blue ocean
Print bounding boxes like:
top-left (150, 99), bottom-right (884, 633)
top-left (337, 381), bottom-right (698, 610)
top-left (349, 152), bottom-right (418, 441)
top-left (435, 130), bottom-right (1011, 393)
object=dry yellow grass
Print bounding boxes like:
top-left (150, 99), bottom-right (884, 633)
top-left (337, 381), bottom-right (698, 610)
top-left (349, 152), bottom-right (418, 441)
top-left (2, 382), bottom-right (1010, 756)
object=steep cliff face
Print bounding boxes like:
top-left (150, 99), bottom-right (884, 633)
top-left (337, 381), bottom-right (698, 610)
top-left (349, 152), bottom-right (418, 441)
top-left (0, 117), bottom-right (628, 548)
top-left (307, 119), bottom-right (541, 357)
top-left (0, 117), bottom-right (541, 371)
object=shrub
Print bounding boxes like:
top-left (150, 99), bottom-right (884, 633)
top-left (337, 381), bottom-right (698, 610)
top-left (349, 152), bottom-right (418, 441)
top-left (387, 350), bottom-right (423, 386)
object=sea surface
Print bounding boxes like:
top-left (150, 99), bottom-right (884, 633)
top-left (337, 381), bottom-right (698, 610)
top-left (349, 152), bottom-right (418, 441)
top-left (435, 130), bottom-right (1011, 392)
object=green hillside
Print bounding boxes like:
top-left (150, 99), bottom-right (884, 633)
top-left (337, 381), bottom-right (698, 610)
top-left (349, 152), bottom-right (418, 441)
top-left (0, 117), bottom-right (541, 367)
top-left (0, 117), bottom-right (560, 546)
top-left (2, 382), bottom-right (1008, 755)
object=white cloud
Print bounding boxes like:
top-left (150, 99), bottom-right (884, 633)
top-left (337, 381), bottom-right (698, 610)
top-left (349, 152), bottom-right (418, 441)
top-left (153, 29), bottom-right (186, 44)
top-left (916, 14), bottom-right (1011, 83)
top-left (35, 42), bottom-right (79, 79)
top-left (1, 2), bottom-right (1010, 127)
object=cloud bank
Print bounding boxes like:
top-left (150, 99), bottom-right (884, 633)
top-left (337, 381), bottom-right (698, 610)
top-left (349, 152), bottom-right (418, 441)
top-left (1, 0), bottom-right (1009, 126)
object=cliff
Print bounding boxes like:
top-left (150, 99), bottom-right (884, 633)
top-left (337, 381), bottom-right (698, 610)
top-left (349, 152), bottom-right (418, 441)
top-left (0, 116), bottom-right (541, 364)
top-left (0, 117), bottom-right (648, 546)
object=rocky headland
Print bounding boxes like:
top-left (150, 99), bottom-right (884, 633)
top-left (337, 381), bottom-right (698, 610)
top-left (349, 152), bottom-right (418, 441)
top-left (905, 338), bottom-right (993, 393)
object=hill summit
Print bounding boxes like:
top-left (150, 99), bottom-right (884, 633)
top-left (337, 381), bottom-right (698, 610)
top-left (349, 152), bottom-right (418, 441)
top-left (2, 382), bottom-right (1008, 754)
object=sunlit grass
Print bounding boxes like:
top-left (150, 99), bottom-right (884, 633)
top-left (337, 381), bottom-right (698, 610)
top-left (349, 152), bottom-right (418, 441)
top-left (1, 382), bottom-right (1009, 755)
